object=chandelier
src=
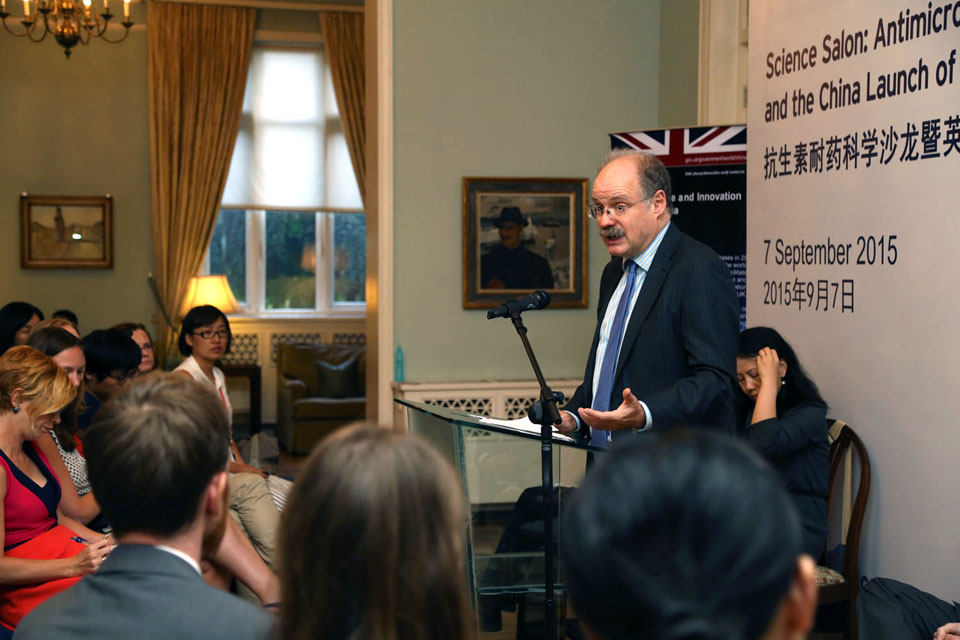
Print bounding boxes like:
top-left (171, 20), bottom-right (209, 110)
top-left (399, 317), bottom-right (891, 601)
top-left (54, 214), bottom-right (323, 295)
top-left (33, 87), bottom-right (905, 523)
top-left (0, 0), bottom-right (133, 58)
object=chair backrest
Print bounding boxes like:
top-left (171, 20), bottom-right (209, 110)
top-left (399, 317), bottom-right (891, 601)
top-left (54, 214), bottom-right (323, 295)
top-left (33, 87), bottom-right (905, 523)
top-left (826, 420), bottom-right (871, 583)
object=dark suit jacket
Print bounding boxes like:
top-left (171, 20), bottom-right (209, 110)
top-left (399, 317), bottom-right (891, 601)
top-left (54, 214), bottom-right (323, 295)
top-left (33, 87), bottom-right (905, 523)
top-left (15, 544), bottom-right (274, 640)
top-left (565, 223), bottom-right (739, 436)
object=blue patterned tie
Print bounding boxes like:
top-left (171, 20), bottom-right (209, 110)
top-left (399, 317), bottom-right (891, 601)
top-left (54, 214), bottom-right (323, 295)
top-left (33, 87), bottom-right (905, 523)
top-left (590, 261), bottom-right (638, 447)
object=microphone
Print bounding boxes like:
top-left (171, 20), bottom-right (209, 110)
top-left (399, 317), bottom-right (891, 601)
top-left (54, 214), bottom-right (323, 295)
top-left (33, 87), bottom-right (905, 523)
top-left (487, 290), bottom-right (551, 319)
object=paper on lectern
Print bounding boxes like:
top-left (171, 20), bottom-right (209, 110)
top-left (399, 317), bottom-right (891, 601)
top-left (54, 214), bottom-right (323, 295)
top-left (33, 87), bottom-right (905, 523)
top-left (472, 415), bottom-right (574, 442)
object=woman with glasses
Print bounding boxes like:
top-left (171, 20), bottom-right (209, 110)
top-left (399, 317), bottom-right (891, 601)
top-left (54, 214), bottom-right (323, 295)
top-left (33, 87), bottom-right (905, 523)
top-left (111, 323), bottom-right (155, 374)
top-left (175, 305), bottom-right (281, 572)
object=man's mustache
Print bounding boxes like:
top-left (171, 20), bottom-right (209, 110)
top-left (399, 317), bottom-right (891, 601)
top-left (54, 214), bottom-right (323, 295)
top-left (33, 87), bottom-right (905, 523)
top-left (599, 227), bottom-right (625, 239)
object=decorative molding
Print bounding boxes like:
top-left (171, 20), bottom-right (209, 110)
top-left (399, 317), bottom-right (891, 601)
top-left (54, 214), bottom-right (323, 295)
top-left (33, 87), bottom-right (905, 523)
top-left (221, 333), bottom-right (260, 365)
top-left (392, 379), bottom-right (582, 429)
top-left (270, 332), bottom-right (325, 361)
top-left (698, 0), bottom-right (749, 126)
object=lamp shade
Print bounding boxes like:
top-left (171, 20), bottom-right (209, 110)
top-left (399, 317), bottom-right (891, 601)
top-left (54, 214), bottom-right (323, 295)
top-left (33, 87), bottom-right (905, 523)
top-left (181, 275), bottom-right (240, 316)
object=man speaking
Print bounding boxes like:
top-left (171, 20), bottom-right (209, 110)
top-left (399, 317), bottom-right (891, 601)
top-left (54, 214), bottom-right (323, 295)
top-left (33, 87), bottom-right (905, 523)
top-left (558, 150), bottom-right (739, 444)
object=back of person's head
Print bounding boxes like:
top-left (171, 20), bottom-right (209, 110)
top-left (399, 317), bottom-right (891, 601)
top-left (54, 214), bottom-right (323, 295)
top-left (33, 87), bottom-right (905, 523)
top-left (0, 345), bottom-right (75, 420)
top-left (81, 329), bottom-right (141, 382)
top-left (561, 428), bottom-right (816, 640)
top-left (31, 317), bottom-right (80, 338)
top-left (738, 326), bottom-right (826, 411)
top-left (84, 373), bottom-right (230, 538)
top-left (0, 301), bottom-right (44, 354)
top-left (178, 305), bottom-right (232, 357)
top-left (52, 308), bottom-right (79, 329)
top-left (280, 425), bottom-right (475, 640)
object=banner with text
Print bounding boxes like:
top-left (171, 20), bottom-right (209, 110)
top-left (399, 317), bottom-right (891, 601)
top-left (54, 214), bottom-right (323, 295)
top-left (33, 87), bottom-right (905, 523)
top-left (749, 1), bottom-right (960, 597)
top-left (611, 126), bottom-right (747, 329)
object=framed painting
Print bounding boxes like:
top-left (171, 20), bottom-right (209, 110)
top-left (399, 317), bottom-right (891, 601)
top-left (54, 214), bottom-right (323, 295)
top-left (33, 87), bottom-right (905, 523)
top-left (20, 194), bottom-right (113, 269)
top-left (462, 177), bottom-right (588, 309)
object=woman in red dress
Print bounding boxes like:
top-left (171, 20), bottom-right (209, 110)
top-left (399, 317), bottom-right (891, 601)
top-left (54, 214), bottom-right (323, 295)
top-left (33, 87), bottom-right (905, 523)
top-left (0, 346), bottom-right (111, 635)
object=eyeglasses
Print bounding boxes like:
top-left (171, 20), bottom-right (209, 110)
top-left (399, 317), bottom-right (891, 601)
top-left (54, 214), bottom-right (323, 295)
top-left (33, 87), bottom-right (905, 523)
top-left (193, 329), bottom-right (229, 340)
top-left (587, 193), bottom-right (655, 220)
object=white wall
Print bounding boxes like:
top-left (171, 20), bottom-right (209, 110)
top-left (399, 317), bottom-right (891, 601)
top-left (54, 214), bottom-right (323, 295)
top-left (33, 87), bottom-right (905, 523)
top-left (748, 0), bottom-right (960, 599)
top-left (392, 0), bottom-right (666, 384)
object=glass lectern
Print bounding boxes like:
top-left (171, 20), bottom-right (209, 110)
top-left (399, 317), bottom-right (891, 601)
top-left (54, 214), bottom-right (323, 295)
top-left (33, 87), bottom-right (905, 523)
top-left (396, 398), bottom-right (599, 639)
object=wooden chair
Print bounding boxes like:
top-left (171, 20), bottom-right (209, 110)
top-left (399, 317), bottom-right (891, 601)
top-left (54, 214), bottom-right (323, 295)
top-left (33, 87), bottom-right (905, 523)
top-left (811, 420), bottom-right (871, 640)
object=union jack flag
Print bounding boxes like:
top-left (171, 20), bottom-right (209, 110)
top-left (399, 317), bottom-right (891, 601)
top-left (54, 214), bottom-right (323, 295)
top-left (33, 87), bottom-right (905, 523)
top-left (610, 125), bottom-right (746, 167)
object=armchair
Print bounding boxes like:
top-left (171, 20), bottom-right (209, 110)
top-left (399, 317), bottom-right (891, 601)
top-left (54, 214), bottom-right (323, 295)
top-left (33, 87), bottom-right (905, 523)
top-left (276, 343), bottom-right (366, 454)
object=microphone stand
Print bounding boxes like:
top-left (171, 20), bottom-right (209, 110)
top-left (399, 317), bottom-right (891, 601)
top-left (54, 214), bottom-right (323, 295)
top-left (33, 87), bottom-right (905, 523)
top-left (507, 312), bottom-right (562, 640)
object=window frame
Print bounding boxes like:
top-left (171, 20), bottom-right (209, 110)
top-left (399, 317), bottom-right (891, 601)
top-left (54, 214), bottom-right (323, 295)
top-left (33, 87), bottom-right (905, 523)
top-left (204, 42), bottom-right (366, 320)
top-left (205, 206), bottom-right (365, 320)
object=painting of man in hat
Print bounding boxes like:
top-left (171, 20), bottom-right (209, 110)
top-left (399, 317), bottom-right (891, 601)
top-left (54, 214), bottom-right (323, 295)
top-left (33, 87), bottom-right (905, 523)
top-left (480, 206), bottom-right (554, 290)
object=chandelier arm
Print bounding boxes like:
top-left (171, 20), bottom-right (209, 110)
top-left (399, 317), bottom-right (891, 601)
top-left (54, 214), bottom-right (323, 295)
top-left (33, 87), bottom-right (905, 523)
top-left (86, 11), bottom-right (106, 37)
top-left (96, 22), bottom-right (130, 44)
top-left (1, 16), bottom-right (30, 36)
top-left (24, 19), bottom-right (47, 42)
top-left (1, 15), bottom-right (40, 37)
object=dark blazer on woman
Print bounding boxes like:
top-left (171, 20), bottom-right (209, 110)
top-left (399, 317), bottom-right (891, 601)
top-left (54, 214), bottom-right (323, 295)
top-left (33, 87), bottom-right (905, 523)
top-left (746, 401), bottom-right (829, 559)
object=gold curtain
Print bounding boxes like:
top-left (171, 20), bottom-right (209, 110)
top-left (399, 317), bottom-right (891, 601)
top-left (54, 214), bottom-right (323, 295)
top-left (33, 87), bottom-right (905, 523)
top-left (320, 11), bottom-right (366, 204)
top-left (148, 1), bottom-right (255, 365)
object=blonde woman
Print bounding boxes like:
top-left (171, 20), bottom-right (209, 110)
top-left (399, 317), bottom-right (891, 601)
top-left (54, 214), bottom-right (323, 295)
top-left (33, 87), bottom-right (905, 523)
top-left (0, 346), bottom-right (110, 634)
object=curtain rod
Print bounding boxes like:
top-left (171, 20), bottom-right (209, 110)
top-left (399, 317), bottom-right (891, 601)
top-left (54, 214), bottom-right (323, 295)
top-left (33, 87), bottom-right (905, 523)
top-left (155, 0), bottom-right (363, 12)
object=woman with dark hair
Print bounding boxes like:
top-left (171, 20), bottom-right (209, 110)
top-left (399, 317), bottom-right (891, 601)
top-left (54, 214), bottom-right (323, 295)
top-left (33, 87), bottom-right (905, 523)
top-left (280, 425), bottom-right (476, 640)
top-left (112, 322), bottom-right (155, 374)
top-left (0, 346), bottom-right (111, 635)
top-left (561, 428), bottom-right (818, 640)
top-left (175, 305), bottom-right (281, 570)
top-left (737, 326), bottom-right (829, 559)
top-left (25, 328), bottom-right (100, 526)
top-left (0, 303), bottom-right (43, 355)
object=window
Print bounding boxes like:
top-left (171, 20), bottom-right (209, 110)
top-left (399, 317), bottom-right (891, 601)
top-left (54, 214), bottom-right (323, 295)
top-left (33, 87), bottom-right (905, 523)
top-left (207, 46), bottom-right (365, 316)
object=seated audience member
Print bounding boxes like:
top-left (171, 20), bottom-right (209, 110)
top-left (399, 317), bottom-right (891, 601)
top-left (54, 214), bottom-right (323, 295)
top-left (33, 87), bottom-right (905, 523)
top-left (77, 329), bottom-right (141, 431)
top-left (50, 310), bottom-right (78, 333)
top-left (175, 305), bottom-right (282, 568)
top-left (28, 318), bottom-right (79, 340)
top-left (0, 304), bottom-right (43, 355)
top-left (856, 577), bottom-right (960, 640)
top-left (736, 327), bottom-right (829, 559)
top-left (561, 429), bottom-right (817, 640)
top-left (112, 322), bottom-right (155, 374)
top-left (42, 328), bottom-right (278, 602)
top-left (26, 328), bottom-right (100, 526)
top-left (280, 425), bottom-right (476, 640)
top-left (15, 373), bottom-right (275, 640)
top-left (0, 346), bottom-right (111, 636)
